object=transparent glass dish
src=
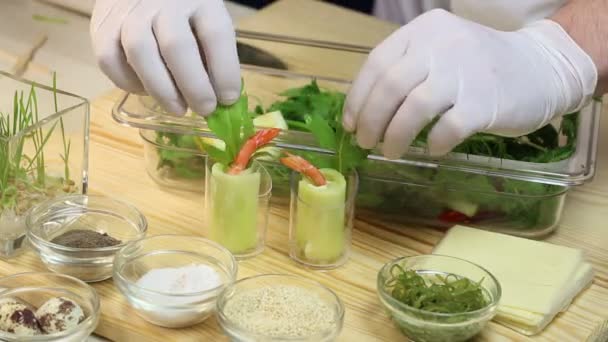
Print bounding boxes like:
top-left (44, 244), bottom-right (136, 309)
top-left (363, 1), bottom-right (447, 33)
top-left (288, 170), bottom-right (357, 269)
top-left (117, 36), bottom-right (600, 237)
top-left (0, 272), bottom-right (100, 341)
top-left (377, 255), bottom-right (501, 342)
top-left (113, 235), bottom-right (238, 328)
top-left (216, 274), bottom-right (344, 342)
top-left (26, 195), bottom-right (148, 282)
top-left (205, 160), bottom-right (271, 259)
top-left (0, 72), bottom-right (89, 258)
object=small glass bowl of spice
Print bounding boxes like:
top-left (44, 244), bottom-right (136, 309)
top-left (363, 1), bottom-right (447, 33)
top-left (0, 272), bottom-right (100, 342)
top-left (377, 255), bottom-right (501, 342)
top-left (26, 194), bottom-right (147, 282)
top-left (113, 234), bottom-right (238, 328)
top-left (216, 274), bottom-right (344, 342)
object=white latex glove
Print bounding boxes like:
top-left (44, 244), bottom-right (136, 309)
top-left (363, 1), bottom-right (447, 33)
top-left (90, 0), bottom-right (241, 116)
top-left (343, 9), bottom-right (597, 159)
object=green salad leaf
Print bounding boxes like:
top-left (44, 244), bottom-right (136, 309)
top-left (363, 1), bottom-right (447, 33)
top-left (266, 79), bottom-right (369, 174)
top-left (153, 79), bottom-right (582, 230)
top-left (412, 113), bottom-right (579, 163)
top-left (204, 93), bottom-right (252, 166)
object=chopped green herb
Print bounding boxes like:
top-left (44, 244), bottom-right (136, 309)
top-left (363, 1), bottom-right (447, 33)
top-left (386, 265), bottom-right (489, 314)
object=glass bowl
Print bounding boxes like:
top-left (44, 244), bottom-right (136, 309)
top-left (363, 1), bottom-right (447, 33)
top-left (377, 255), bottom-right (501, 342)
top-left (0, 272), bottom-right (100, 341)
top-left (113, 235), bottom-right (238, 328)
top-left (26, 195), bottom-right (148, 282)
top-left (216, 274), bottom-right (344, 342)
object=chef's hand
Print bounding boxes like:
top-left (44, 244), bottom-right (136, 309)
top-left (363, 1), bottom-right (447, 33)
top-left (90, 0), bottom-right (240, 116)
top-left (343, 9), bottom-right (597, 158)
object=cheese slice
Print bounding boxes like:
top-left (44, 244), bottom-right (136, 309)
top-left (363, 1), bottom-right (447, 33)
top-left (433, 226), bottom-right (594, 335)
top-left (496, 263), bottom-right (594, 335)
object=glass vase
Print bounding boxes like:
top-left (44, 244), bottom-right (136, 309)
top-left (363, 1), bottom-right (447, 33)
top-left (0, 72), bottom-right (89, 258)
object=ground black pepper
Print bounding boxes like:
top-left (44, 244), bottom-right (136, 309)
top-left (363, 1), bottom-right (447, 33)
top-left (51, 229), bottom-right (121, 248)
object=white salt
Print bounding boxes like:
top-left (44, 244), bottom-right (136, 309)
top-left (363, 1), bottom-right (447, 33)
top-left (133, 264), bottom-right (223, 327)
top-left (136, 264), bottom-right (221, 295)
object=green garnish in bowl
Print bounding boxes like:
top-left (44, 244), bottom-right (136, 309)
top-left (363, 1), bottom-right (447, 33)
top-left (377, 255), bottom-right (501, 342)
top-left (387, 265), bottom-right (489, 314)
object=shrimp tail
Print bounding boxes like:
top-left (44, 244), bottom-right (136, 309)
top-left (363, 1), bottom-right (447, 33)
top-left (280, 152), bottom-right (327, 186)
top-left (228, 128), bottom-right (281, 175)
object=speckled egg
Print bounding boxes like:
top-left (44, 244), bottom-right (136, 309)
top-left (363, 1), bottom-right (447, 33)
top-left (36, 297), bottom-right (85, 334)
top-left (0, 297), bottom-right (42, 336)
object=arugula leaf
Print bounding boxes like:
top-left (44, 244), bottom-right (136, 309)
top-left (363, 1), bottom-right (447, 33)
top-left (336, 132), bottom-right (368, 174)
top-left (279, 79), bottom-right (320, 97)
top-left (305, 114), bottom-right (336, 150)
top-left (267, 80), bottom-right (345, 129)
top-left (334, 95), bottom-right (369, 173)
top-left (267, 79), bottom-right (369, 174)
top-left (411, 113), bottom-right (578, 163)
top-left (254, 105), bottom-right (264, 115)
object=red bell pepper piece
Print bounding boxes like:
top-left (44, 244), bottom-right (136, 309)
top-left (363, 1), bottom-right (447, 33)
top-left (438, 210), bottom-right (470, 223)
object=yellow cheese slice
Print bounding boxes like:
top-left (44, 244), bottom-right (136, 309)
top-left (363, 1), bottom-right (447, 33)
top-left (495, 263), bottom-right (594, 335)
top-left (433, 226), bottom-right (585, 316)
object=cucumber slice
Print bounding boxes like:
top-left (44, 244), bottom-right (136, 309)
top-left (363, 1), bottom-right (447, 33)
top-left (445, 199), bottom-right (478, 218)
top-left (295, 169), bottom-right (347, 263)
top-left (200, 137), bottom-right (225, 151)
top-left (253, 110), bottom-right (288, 130)
top-left (209, 163), bottom-right (260, 254)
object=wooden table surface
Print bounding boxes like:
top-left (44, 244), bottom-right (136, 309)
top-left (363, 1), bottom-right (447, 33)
top-left (2, 1), bottom-right (607, 341)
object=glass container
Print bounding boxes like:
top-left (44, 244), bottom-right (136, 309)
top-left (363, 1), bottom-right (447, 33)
top-left (289, 170), bottom-right (357, 269)
top-left (377, 255), bottom-right (501, 342)
top-left (0, 272), bottom-right (100, 342)
top-left (113, 235), bottom-right (238, 328)
top-left (0, 72), bottom-right (88, 258)
top-left (116, 35), bottom-right (600, 238)
top-left (216, 274), bottom-right (344, 342)
top-left (26, 195), bottom-right (148, 282)
top-left (205, 159), bottom-right (271, 258)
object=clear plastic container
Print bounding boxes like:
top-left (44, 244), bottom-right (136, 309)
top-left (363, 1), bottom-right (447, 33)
top-left (116, 35), bottom-right (600, 238)
top-left (0, 72), bottom-right (89, 258)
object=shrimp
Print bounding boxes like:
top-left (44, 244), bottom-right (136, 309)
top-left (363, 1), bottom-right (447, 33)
top-left (228, 128), bottom-right (281, 175)
top-left (280, 152), bottom-right (327, 186)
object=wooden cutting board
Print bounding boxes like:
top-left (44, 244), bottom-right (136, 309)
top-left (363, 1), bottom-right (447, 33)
top-left (2, 1), bottom-right (607, 341)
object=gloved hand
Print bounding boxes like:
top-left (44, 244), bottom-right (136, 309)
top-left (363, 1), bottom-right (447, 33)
top-left (343, 9), bottom-right (597, 158)
top-left (90, 0), bottom-right (240, 116)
